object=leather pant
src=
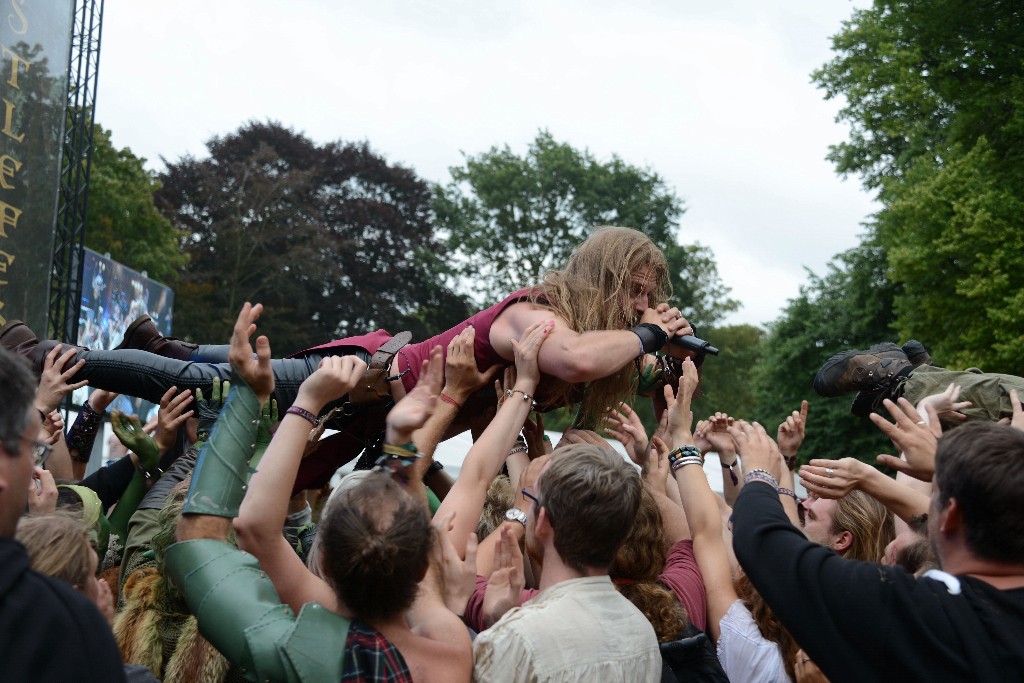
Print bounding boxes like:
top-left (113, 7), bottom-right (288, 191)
top-left (71, 346), bottom-right (372, 420)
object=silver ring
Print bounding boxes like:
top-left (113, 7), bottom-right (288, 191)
top-left (916, 420), bottom-right (926, 426)
top-left (825, 468), bottom-right (834, 478)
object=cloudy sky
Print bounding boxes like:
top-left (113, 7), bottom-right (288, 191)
top-left (96, 0), bottom-right (877, 328)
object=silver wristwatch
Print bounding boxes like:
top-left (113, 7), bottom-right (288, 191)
top-left (504, 507), bottom-right (527, 528)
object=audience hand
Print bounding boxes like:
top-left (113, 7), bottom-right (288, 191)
top-left (154, 387), bottom-right (194, 452)
top-left (664, 357), bottom-right (699, 443)
top-left (26, 466), bottom-right (57, 515)
top-left (432, 511), bottom-right (478, 615)
top-left (483, 525), bottom-right (525, 629)
top-left (96, 578), bottom-right (115, 625)
top-left (35, 345), bottom-right (88, 413)
top-left (385, 346), bottom-right (442, 445)
top-left (604, 402), bottom-right (649, 467)
top-left (777, 400), bottom-right (809, 466)
top-left (444, 327), bottom-right (500, 404)
top-left (871, 398), bottom-right (939, 481)
top-left (522, 410), bottom-right (551, 459)
top-left (39, 410), bottom-right (64, 446)
top-left (799, 457), bottom-right (868, 499)
top-left (228, 302), bottom-right (274, 402)
top-left (195, 377), bottom-right (230, 442)
top-left (917, 383), bottom-right (971, 424)
top-left (1004, 389), bottom-right (1024, 432)
top-left (112, 411), bottom-right (160, 470)
top-left (511, 320), bottom-right (553, 395)
top-left (556, 428), bottom-right (615, 452)
top-left (727, 420), bottom-right (782, 482)
top-left (646, 436), bottom-right (671, 491)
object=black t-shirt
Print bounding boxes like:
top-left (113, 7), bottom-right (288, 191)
top-left (0, 538), bottom-right (126, 683)
top-left (733, 483), bottom-right (1024, 683)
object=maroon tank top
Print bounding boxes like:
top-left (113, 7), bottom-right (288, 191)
top-left (398, 289), bottom-right (537, 393)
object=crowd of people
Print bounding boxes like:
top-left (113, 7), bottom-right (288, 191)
top-left (1, 226), bottom-right (1022, 682)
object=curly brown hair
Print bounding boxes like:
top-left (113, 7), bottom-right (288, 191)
top-left (609, 489), bottom-right (689, 642)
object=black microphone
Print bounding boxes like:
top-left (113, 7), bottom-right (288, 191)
top-left (670, 334), bottom-right (719, 356)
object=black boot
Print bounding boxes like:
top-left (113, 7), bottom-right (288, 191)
top-left (901, 340), bottom-right (932, 368)
top-left (115, 315), bottom-right (198, 361)
top-left (813, 344), bottom-right (913, 397)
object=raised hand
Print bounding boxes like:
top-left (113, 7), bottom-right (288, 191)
top-left (431, 511), bottom-right (479, 615)
top-left (777, 400), bottom-right (809, 463)
top-left (154, 387), bottom-right (195, 452)
top-left (799, 457), bottom-right (868, 499)
top-left (194, 376), bottom-right (230, 442)
top-left (871, 398), bottom-right (939, 481)
top-left (26, 467), bottom-right (57, 516)
top-left (604, 402), bottom-right (649, 467)
top-left (727, 420), bottom-right (782, 482)
top-left (111, 410), bottom-right (160, 469)
top-left (39, 410), bottom-right (64, 446)
top-left (510, 320), bottom-right (554, 392)
top-left (522, 410), bottom-right (551, 459)
top-left (386, 346), bottom-right (443, 444)
top-left (228, 302), bottom-right (274, 401)
top-left (555, 428), bottom-right (616, 452)
top-left (35, 345), bottom-right (88, 412)
top-left (483, 525), bottom-right (525, 629)
top-left (647, 436), bottom-right (671, 491)
top-left (916, 383), bottom-right (971, 423)
top-left (665, 357), bottom-right (699, 443)
top-left (444, 326), bottom-right (500, 404)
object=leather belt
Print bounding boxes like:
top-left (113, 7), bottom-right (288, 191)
top-left (348, 331), bottom-right (412, 406)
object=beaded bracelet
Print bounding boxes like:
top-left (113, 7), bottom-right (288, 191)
top-left (744, 468), bottom-right (779, 491)
top-left (667, 445), bottom-right (704, 467)
top-left (506, 388), bottom-right (535, 404)
top-left (509, 444), bottom-right (529, 456)
top-left (382, 442), bottom-right (418, 457)
top-left (777, 487), bottom-right (798, 502)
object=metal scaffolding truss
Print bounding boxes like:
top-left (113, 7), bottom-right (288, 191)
top-left (50, 0), bottom-right (104, 342)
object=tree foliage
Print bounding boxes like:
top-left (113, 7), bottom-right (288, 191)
top-left (811, 0), bottom-right (1024, 377)
top-left (157, 121), bottom-right (468, 351)
top-left (84, 124), bottom-right (185, 284)
top-left (434, 130), bottom-right (737, 328)
top-left (751, 237), bottom-right (897, 464)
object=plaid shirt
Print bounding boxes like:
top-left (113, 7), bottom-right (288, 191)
top-left (342, 620), bottom-right (412, 683)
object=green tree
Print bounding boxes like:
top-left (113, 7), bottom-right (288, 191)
top-left (157, 121), bottom-right (468, 351)
top-left (813, 0), bottom-right (1024, 372)
top-left (751, 237), bottom-right (897, 464)
top-left (434, 130), bottom-right (737, 328)
top-left (85, 124), bottom-right (185, 284)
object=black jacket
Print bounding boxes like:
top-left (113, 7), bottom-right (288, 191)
top-left (0, 537), bottom-right (125, 682)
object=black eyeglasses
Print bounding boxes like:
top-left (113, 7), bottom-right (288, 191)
top-left (521, 487), bottom-right (539, 505)
top-left (22, 437), bottom-right (52, 467)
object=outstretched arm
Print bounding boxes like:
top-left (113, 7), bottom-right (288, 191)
top-left (434, 320), bottom-right (552, 558)
top-left (234, 353), bottom-right (366, 615)
top-left (489, 301), bottom-right (692, 383)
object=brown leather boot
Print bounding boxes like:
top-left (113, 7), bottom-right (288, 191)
top-left (813, 345), bottom-right (913, 397)
top-left (0, 321), bottom-right (66, 376)
top-left (115, 315), bottom-right (198, 361)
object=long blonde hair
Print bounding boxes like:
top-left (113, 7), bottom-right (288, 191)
top-left (533, 226), bottom-right (669, 424)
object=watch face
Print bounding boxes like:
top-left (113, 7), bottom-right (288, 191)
top-left (505, 507), bottom-right (527, 526)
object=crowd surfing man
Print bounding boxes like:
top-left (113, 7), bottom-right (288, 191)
top-left (0, 226), bottom-right (695, 489)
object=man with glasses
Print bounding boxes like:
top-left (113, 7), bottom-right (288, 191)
top-left (0, 348), bottom-right (125, 682)
top-left (473, 444), bottom-right (662, 682)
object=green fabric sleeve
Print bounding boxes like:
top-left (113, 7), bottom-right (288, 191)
top-left (182, 377), bottom-right (261, 518)
top-left (165, 539), bottom-right (350, 683)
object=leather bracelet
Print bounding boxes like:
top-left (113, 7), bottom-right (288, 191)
top-left (630, 323), bottom-right (668, 354)
top-left (439, 393), bottom-right (462, 409)
top-left (285, 405), bottom-right (318, 426)
top-left (720, 458), bottom-right (739, 486)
